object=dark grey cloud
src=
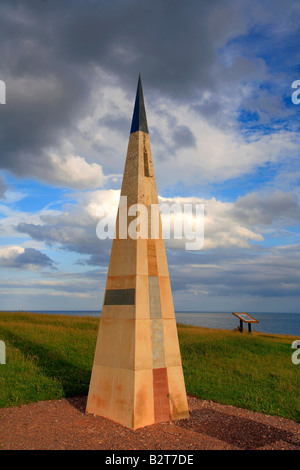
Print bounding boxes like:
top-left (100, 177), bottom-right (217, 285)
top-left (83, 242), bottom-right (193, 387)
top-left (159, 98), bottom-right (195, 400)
top-left (168, 245), bottom-right (300, 299)
top-left (98, 114), bottom-right (129, 137)
top-left (0, 247), bottom-right (55, 269)
top-left (0, 0), bottom-right (260, 185)
top-left (0, 174), bottom-right (7, 198)
top-left (15, 248), bottom-right (55, 268)
top-left (0, 0), bottom-right (299, 189)
top-left (172, 125), bottom-right (196, 150)
top-left (232, 191), bottom-right (300, 226)
top-left (16, 222), bottom-right (112, 267)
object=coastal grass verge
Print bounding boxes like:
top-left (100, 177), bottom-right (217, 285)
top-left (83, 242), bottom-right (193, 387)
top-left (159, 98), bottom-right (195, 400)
top-left (0, 312), bottom-right (299, 422)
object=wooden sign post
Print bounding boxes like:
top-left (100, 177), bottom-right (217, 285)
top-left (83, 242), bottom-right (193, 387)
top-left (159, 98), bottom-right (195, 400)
top-left (232, 312), bottom-right (259, 333)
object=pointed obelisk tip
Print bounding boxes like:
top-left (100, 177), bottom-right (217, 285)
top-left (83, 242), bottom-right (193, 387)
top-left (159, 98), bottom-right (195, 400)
top-left (130, 75), bottom-right (149, 134)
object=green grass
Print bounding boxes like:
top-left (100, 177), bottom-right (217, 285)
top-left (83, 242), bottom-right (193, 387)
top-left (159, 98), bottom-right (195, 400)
top-left (179, 324), bottom-right (300, 422)
top-left (0, 312), bottom-right (299, 422)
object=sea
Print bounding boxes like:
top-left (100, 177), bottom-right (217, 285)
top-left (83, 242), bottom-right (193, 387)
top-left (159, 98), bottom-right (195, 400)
top-left (15, 310), bottom-right (300, 337)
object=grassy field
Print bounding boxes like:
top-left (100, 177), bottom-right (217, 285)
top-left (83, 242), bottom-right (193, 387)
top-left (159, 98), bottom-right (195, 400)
top-left (0, 312), bottom-right (299, 422)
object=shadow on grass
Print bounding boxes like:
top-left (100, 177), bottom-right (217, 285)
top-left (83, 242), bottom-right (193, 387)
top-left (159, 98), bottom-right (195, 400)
top-left (1, 328), bottom-right (93, 401)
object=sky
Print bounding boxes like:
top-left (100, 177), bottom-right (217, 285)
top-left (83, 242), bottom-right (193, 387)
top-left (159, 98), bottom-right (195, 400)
top-left (0, 0), bottom-right (300, 313)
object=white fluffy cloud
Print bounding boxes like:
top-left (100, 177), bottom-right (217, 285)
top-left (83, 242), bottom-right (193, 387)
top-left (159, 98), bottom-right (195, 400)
top-left (45, 151), bottom-right (104, 190)
top-left (34, 139), bottom-right (105, 190)
top-left (0, 245), bottom-right (24, 260)
top-left (160, 190), bottom-right (300, 250)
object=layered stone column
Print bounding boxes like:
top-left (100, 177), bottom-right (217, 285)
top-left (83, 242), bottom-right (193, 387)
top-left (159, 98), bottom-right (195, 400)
top-left (86, 76), bottom-right (189, 429)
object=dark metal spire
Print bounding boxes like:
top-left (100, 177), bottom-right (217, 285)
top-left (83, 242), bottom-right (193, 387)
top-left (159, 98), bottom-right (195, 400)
top-left (130, 74), bottom-right (149, 134)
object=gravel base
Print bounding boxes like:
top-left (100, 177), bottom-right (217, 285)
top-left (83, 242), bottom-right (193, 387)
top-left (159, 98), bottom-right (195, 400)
top-left (0, 396), bottom-right (299, 450)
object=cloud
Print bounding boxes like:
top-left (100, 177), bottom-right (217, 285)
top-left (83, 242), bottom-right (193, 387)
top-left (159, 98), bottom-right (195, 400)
top-left (0, 245), bottom-right (55, 269)
top-left (1, 0), bottom-right (298, 192)
top-left (172, 125), bottom-right (196, 150)
top-left (15, 190), bottom-right (118, 265)
top-left (39, 142), bottom-right (104, 190)
top-left (232, 191), bottom-right (300, 226)
top-left (214, 250), bottom-right (299, 299)
top-left (0, 265), bottom-right (106, 310)
top-left (14, 188), bottom-right (300, 261)
top-left (3, 186), bottom-right (300, 309)
top-left (0, 174), bottom-right (7, 198)
top-left (1, 0), bottom-right (300, 312)
top-left (152, 103), bottom-right (300, 189)
top-left (165, 242), bottom-right (300, 311)
top-left (160, 190), bottom-right (300, 250)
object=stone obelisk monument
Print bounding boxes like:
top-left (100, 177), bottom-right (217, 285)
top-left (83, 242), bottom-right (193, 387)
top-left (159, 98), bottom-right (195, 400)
top-left (86, 75), bottom-right (189, 429)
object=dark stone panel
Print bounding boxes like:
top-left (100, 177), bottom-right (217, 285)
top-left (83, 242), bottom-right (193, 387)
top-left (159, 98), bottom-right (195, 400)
top-left (104, 288), bottom-right (135, 305)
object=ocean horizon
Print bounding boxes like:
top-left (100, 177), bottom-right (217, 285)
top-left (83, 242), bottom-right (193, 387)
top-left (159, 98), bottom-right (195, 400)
top-left (4, 310), bottom-right (300, 337)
